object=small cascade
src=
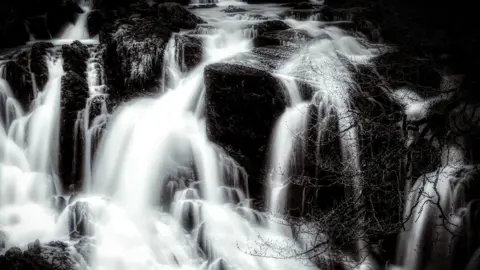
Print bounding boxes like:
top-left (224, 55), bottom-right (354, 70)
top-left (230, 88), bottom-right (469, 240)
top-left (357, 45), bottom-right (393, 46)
top-left (58, 6), bottom-right (91, 40)
top-left (265, 76), bottom-right (308, 222)
top-left (80, 16), bottom-right (317, 270)
top-left (73, 46), bottom-right (109, 192)
top-left (266, 102), bottom-right (309, 217)
top-left (0, 52), bottom-right (67, 248)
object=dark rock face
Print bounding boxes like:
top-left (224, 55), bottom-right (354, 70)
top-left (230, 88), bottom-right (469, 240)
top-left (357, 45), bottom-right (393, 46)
top-left (1, 20), bottom-right (30, 49)
top-left (30, 42), bottom-right (54, 91)
top-left (250, 20), bottom-right (290, 35)
top-left (205, 63), bottom-right (287, 198)
top-left (27, 17), bottom-right (53, 40)
top-left (374, 51), bottom-right (443, 97)
top-left (156, 2), bottom-right (206, 29)
top-left (0, 240), bottom-right (78, 270)
top-left (87, 10), bottom-right (107, 37)
top-left (100, 3), bottom-right (204, 102)
top-left (62, 41), bottom-right (89, 76)
top-left (0, 231), bottom-right (6, 250)
top-left (223, 5), bottom-right (247, 13)
top-left (253, 29), bottom-right (313, 47)
top-left (101, 18), bottom-right (171, 102)
top-left (174, 34), bottom-right (204, 73)
top-left (1, 59), bottom-right (33, 109)
top-left (68, 201), bottom-right (93, 238)
top-left (59, 71), bottom-right (89, 190)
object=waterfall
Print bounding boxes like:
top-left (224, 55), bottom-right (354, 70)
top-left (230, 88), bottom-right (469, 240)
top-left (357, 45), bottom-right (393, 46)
top-left (3, 2), bottom-right (470, 269)
top-left (81, 16), bottom-right (316, 270)
top-left (58, 6), bottom-right (91, 40)
top-left (73, 46), bottom-right (109, 192)
top-left (265, 76), bottom-right (307, 220)
top-left (0, 53), bottom-right (66, 248)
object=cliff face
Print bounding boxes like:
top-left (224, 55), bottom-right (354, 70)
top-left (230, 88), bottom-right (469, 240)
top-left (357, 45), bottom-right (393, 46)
top-left (327, 0), bottom-right (478, 93)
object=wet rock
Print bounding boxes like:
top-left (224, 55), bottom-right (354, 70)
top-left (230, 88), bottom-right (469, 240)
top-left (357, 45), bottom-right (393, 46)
top-left (374, 51), bottom-right (443, 97)
top-left (74, 238), bottom-right (95, 265)
top-left (208, 258), bottom-right (230, 270)
top-left (221, 45), bottom-right (297, 75)
top-left (68, 201), bottom-right (93, 238)
top-left (51, 196), bottom-right (68, 214)
top-left (87, 10), bottom-right (107, 37)
top-left (30, 42), bottom-right (54, 91)
top-left (0, 231), bottom-right (6, 250)
top-left (249, 20), bottom-right (290, 35)
top-left (62, 41), bottom-right (89, 76)
top-left (59, 72), bottom-right (89, 190)
top-left (280, 2), bottom-right (323, 9)
top-left (281, 6), bottom-right (339, 21)
top-left (0, 241), bottom-right (77, 270)
top-left (253, 29), bottom-right (313, 47)
top-left (1, 59), bottom-right (33, 109)
top-left (174, 34), bottom-right (204, 72)
top-left (156, 2), bottom-right (206, 29)
top-left (101, 17), bottom-right (172, 101)
top-left (204, 62), bottom-right (287, 198)
top-left (196, 223), bottom-right (213, 259)
top-left (223, 5), bottom-right (247, 13)
top-left (189, 4), bottom-right (217, 9)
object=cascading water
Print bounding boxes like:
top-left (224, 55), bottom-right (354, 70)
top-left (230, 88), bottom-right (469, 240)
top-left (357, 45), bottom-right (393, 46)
top-left (263, 21), bottom-right (381, 268)
top-left (3, 2), bottom-right (469, 270)
top-left (77, 15), bottom-right (316, 270)
top-left (59, 6), bottom-right (91, 40)
top-left (73, 46), bottom-right (109, 192)
top-left (0, 52), bottom-right (67, 248)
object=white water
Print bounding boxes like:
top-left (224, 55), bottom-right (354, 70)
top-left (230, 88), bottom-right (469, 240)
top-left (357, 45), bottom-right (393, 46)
top-left (84, 15), bottom-right (315, 270)
top-left (262, 21), bottom-right (381, 269)
top-left (2, 2), bottom-right (466, 270)
top-left (59, 6), bottom-right (91, 40)
top-left (0, 54), bottom-right (66, 248)
top-left (265, 76), bottom-right (308, 220)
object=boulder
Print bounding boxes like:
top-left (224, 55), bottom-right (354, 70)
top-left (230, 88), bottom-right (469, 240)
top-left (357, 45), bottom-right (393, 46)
top-left (0, 241), bottom-right (78, 270)
top-left (204, 62), bottom-right (287, 198)
top-left (223, 5), bottom-right (247, 13)
top-left (68, 201), bottom-right (93, 238)
top-left (174, 34), bottom-right (204, 72)
top-left (155, 2), bottom-right (206, 29)
top-left (249, 20), bottom-right (290, 35)
top-left (62, 41), bottom-right (89, 76)
top-left (59, 72), bottom-right (89, 190)
top-left (101, 17), bottom-right (173, 102)
top-left (188, 4), bottom-right (217, 9)
top-left (253, 29), bottom-right (313, 47)
top-left (30, 42), bottom-right (54, 91)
